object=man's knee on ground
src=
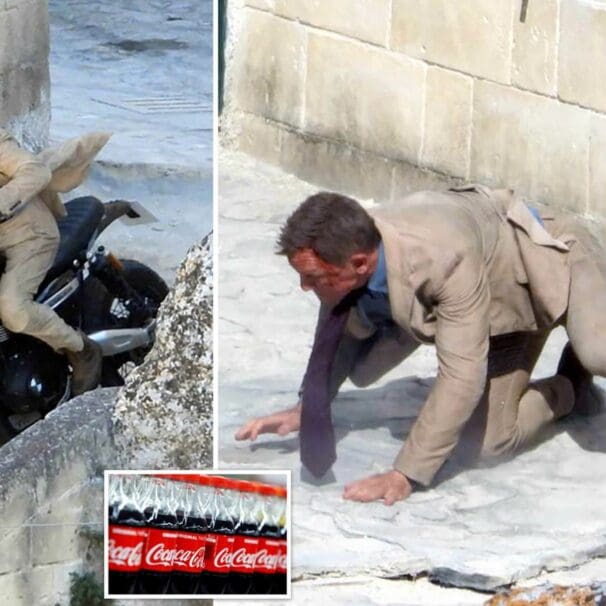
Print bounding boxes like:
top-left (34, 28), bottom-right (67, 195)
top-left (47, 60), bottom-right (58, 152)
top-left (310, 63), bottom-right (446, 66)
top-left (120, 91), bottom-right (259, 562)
top-left (572, 343), bottom-right (606, 377)
top-left (0, 294), bottom-right (31, 333)
top-left (480, 434), bottom-right (518, 460)
top-left (349, 366), bottom-right (378, 388)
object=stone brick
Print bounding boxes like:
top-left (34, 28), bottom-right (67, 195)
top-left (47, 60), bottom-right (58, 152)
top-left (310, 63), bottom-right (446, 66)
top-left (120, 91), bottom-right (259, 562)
top-left (225, 110), bottom-right (285, 174)
top-left (42, 460), bottom-right (88, 505)
top-left (0, 63), bottom-right (50, 121)
top-left (244, 0), bottom-right (275, 9)
top-left (391, 0), bottom-right (515, 84)
top-left (231, 9), bottom-right (306, 128)
top-left (470, 80), bottom-right (589, 212)
top-left (0, 1), bottom-right (48, 68)
top-left (234, 112), bottom-right (395, 202)
top-left (421, 67), bottom-right (473, 178)
top-left (305, 32), bottom-right (425, 164)
top-left (0, 571), bottom-right (30, 606)
top-left (559, 0), bottom-right (606, 112)
top-left (28, 564), bottom-right (68, 606)
top-left (0, 562), bottom-right (81, 606)
top-left (589, 114), bottom-right (606, 218)
top-left (30, 500), bottom-right (84, 566)
top-left (391, 160), bottom-right (463, 201)
top-left (274, 0), bottom-right (391, 46)
top-left (0, 528), bottom-right (29, 575)
top-left (41, 561), bottom-right (83, 606)
top-left (512, 0), bottom-right (558, 95)
top-left (278, 125), bottom-right (396, 202)
top-left (0, 485), bottom-right (35, 534)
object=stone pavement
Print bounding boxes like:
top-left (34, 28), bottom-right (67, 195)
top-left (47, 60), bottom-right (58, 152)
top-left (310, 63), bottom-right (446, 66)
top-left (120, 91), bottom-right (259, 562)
top-left (218, 146), bottom-right (606, 604)
top-left (48, 0), bottom-right (213, 284)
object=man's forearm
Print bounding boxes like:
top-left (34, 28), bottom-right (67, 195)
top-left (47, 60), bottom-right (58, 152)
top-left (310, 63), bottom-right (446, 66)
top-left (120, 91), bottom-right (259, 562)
top-left (394, 369), bottom-right (487, 487)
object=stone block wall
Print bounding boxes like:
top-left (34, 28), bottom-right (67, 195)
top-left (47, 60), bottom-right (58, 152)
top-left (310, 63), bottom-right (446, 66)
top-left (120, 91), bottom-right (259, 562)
top-left (0, 0), bottom-right (50, 150)
top-left (223, 0), bottom-right (606, 217)
top-left (0, 390), bottom-right (117, 606)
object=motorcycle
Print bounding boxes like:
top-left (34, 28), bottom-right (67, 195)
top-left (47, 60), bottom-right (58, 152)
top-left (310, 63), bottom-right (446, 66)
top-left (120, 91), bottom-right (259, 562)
top-left (0, 195), bottom-right (169, 441)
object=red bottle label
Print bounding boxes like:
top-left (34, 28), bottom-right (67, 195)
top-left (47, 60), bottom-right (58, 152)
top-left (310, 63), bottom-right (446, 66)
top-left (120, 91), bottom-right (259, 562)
top-left (204, 534), bottom-right (234, 573)
top-left (173, 531), bottom-right (207, 574)
top-left (229, 536), bottom-right (259, 574)
top-left (275, 539), bottom-right (287, 574)
top-left (141, 528), bottom-right (178, 572)
top-left (254, 538), bottom-right (281, 574)
top-left (108, 525), bottom-right (148, 573)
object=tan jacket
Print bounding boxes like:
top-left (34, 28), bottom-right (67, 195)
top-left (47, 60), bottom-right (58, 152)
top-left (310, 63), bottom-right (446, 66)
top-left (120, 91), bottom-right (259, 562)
top-left (0, 129), bottom-right (111, 219)
top-left (342, 185), bottom-right (575, 486)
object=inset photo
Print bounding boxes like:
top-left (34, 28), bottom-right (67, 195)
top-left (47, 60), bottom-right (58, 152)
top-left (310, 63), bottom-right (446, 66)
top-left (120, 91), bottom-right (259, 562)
top-left (105, 471), bottom-right (290, 599)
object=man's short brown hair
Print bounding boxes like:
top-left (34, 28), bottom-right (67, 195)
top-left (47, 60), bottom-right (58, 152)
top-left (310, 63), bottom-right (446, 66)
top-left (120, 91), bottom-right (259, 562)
top-left (277, 192), bottom-right (380, 265)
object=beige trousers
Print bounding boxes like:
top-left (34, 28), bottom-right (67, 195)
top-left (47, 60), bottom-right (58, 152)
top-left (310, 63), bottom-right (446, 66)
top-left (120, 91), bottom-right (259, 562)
top-left (330, 326), bottom-right (574, 462)
top-left (0, 198), bottom-right (83, 352)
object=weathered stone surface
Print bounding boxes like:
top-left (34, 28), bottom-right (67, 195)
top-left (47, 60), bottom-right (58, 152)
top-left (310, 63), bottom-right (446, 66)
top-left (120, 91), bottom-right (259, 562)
top-left (512, 0), bottom-right (558, 95)
top-left (421, 67), bottom-right (473, 178)
top-left (31, 504), bottom-right (83, 566)
top-left (275, 0), bottom-right (391, 46)
top-left (218, 146), bottom-right (606, 593)
top-left (3, 0), bottom-right (49, 65)
top-left (227, 111), bottom-right (460, 206)
top-left (590, 114), bottom-right (606, 219)
top-left (278, 123), bottom-right (396, 203)
top-left (224, 110), bottom-right (285, 171)
top-left (470, 80), bottom-right (590, 212)
top-left (390, 0), bottom-right (514, 83)
top-left (559, 0), bottom-right (606, 113)
top-left (305, 32), bottom-right (425, 164)
top-left (231, 9), bottom-right (306, 128)
top-left (244, 0), bottom-right (275, 9)
top-left (391, 157), bottom-right (462, 199)
top-left (0, 0), bottom-right (50, 150)
top-left (114, 236), bottom-right (213, 469)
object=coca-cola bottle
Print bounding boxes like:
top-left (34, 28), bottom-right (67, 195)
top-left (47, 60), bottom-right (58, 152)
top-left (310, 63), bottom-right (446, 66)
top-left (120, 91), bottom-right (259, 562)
top-left (107, 475), bottom-right (150, 595)
top-left (270, 485), bottom-right (288, 594)
top-left (169, 475), bottom-right (208, 594)
top-left (197, 476), bottom-right (238, 594)
top-left (226, 480), bottom-right (260, 595)
top-left (136, 475), bottom-right (179, 594)
top-left (252, 483), bottom-right (282, 593)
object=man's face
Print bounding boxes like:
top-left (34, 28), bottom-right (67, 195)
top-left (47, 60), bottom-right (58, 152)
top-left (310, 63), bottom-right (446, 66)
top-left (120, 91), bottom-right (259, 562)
top-left (289, 248), bottom-right (366, 307)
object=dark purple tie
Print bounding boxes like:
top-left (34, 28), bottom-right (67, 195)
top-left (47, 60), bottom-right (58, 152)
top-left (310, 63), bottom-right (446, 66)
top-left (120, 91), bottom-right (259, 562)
top-left (300, 289), bottom-right (362, 477)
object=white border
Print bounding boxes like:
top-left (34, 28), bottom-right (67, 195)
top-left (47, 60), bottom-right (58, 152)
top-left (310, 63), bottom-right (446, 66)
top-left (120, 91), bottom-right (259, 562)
top-left (212, 0), bottom-right (220, 471)
top-left (103, 469), bottom-right (292, 600)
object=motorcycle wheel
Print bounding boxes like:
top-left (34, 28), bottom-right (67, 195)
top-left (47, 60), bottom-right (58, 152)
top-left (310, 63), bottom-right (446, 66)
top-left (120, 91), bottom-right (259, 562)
top-left (88, 259), bottom-right (169, 386)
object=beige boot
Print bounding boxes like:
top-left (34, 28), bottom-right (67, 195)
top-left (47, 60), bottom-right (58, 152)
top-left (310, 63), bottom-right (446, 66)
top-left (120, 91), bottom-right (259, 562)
top-left (65, 333), bottom-right (103, 396)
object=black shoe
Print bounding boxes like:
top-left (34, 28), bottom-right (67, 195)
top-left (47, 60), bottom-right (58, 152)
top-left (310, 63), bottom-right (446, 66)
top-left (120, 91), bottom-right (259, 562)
top-left (66, 333), bottom-right (103, 396)
top-left (557, 343), bottom-right (604, 415)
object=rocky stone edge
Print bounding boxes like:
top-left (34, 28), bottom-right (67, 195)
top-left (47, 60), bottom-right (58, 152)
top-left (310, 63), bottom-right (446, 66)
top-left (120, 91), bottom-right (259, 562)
top-left (113, 234), bottom-right (214, 469)
top-left (486, 582), bottom-right (606, 605)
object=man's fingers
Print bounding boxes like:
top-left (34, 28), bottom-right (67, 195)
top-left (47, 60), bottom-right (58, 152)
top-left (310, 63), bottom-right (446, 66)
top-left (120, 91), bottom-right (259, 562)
top-left (343, 480), bottom-right (375, 502)
top-left (276, 422), bottom-right (291, 436)
top-left (234, 425), bottom-right (252, 441)
top-left (248, 421), bottom-right (262, 441)
top-left (383, 489), bottom-right (398, 506)
top-left (234, 420), bottom-right (261, 441)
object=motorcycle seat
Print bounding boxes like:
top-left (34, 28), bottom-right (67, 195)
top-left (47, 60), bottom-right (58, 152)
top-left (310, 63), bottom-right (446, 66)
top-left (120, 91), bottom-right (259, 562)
top-left (45, 196), bottom-right (105, 282)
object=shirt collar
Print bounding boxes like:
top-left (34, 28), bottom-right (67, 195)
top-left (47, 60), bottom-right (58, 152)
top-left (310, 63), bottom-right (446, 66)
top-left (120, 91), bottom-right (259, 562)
top-left (367, 242), bottom-right (388, 294)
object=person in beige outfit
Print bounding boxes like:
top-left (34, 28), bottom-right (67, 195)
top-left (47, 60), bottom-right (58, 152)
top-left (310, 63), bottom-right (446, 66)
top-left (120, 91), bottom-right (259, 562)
top-left (0, 128), bottom-right (109, 395)
top-left (236, 186), bottom-right (606, 504)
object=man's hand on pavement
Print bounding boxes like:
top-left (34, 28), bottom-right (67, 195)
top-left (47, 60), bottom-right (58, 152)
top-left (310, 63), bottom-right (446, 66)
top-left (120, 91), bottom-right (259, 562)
top-left (343, 470), bottom-right (413, 505)
top-left (234, 404), bottom-right (302, 442)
